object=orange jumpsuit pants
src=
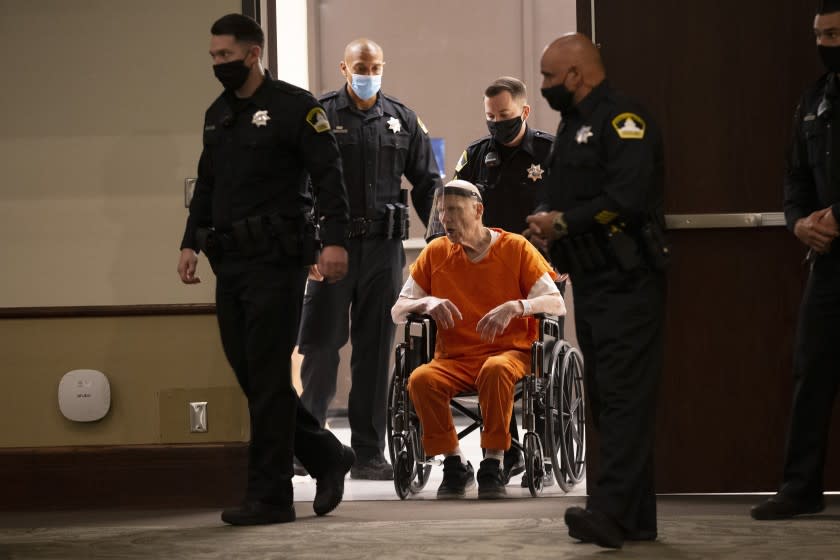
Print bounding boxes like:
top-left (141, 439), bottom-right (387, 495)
top-left (407, 349), bottom-right (530, 456)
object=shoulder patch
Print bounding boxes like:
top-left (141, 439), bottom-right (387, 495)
top-left (417, 117), bottom-right (429, 135)
top-left (455, 150), bottom-right (468, 172)
top-left (306, 107), bottom-right (331, 133)
top-left (611, 112), bottom-right (646, 139)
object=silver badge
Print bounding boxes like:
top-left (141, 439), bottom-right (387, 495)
top-left (575, 125), bottom-right (593, 144)
top-left (252, 110), bottom-right (271, 127)
top-left (527, 164), bottom-right (544, 182)
top-left (387, 116), bottom-right (402, 133)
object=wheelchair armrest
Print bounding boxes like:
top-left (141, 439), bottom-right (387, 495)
top-left (406, 312), bottom-right (434, 324)
top-left (534, 313), bottom-right (560, 323)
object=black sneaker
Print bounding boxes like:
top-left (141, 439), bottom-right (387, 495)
top-left (221, 501), bottom-right (296, 526)
top-left (350, 454), bottom-right (394, 480)
top-left (477, 458), bottom-right (507, 499)
top-left (437, 456), bottom-right (475, 499)
top-left (520, 464), bottom-right (555, 488)
top-left (503, 450), bottom-right (525, 483)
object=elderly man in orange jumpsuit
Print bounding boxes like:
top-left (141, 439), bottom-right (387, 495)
top-left (391, 180), bottom-right (565, 499)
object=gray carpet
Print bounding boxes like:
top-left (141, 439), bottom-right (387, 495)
top-left (1, 496), bottom-right (839, 559)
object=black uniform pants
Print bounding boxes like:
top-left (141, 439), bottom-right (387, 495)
top-left (780, 254), bottom-right (840, 501)
top-left (572, 266), bottom-right (665, 536)
top-left (297, 237), bottom-right (404, 460)
top-left (214, 255), bottom-right (343, 506)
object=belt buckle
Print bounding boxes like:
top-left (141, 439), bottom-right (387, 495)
top-left (350, 217), bottom-right (369, 239)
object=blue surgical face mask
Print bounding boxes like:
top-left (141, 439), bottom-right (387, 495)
top-left (350, 73), bottom-right (382, 100)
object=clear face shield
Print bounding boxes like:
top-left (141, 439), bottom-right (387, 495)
top-left (424, 180), bottom-right (484, 242)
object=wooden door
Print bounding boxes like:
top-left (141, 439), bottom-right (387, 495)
top-left (576, 0), bottom-right (840, 492)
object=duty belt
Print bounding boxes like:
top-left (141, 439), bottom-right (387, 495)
top-left (348, 217), bottom-right (389, 239)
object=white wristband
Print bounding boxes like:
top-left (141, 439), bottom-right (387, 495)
top-left (519, 299), bottom-right (532, 316)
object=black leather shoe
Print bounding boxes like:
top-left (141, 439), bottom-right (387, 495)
top-left (313, 445), bottom-right (355, 516)
top-left (520, 464), bottom-right (555, 488)
top-left (350, 454), bottom-right (394, 480)
top-left (437, 456), bottom-right (475, 499)
top-left (503, 450), bottom-right (525, 483)
top-left (751, 494), bottom-right (825, 520)
top-left (221, 502), bottom-right (296, 526)
top-left (564, 506), bottom-right (624, 549)
top-left (477, 458), bottom-right (507, 499)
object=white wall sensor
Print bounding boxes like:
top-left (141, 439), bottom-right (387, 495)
top-left (58, 369), bottom-right (111, 422)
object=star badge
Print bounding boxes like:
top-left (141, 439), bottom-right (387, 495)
top-left (575, 125), bottom-right (593, 144)
top-left (387, 116), bottom-right (402, 133)
top-left (527, 163), bottom-right (544, 182)
top-left (252, 110), bottom-right (271, 127)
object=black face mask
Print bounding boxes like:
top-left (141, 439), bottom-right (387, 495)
top-left (819, 45), bottom-right (840, 74)
top-left (486, 115), bottom-right (524, 145)
top-left (541, 83), bottom-right (575, 114)
top-left (213, 58), bottom-right (250, 91)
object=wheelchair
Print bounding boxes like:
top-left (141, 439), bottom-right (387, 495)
top-left (386, 312), bottom-right (586, 498)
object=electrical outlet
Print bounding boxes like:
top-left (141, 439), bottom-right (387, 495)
top-left (189, 401), bottom-right (208, 433)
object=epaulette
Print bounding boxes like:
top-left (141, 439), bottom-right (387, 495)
top-left (466, 135), bottom-right (493, 149)
top-left (531, 129), bottom-right (555, 142)
top-left (271, 79), bottom-right (313, 98)
top-left (318, 90), bottom-right (340, 103)
top-left (381, 92), bottom-right (405, 106)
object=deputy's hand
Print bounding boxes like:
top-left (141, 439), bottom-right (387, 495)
top-left (177, 249), bottom-right (201, 284)
top-left (523, 227), bottom-right (550, 252)
top-left (318, 245), bottom-right (348, 283)
top-left (422, 297), bottom-right (463, 330)
top-left (816, 207), bottom-right (839, 235)
top-left (476, 301), bottom-right (521, 344)
top-left (526, 211), bottom-right (560, 241)
top-left (795, 208), bottom-right (839, 253)
top-left (307, 264), bottom-right (324, 282)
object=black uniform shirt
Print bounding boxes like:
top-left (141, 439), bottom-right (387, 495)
top-left (453, 125), bottom-right (554, 233)
top-left (181, 71), bottom-right (349, 249)
top-left (784, 72), bottom-right (840, 231)
top-left (319, 86), bottom-right (441, 224)
top-left (539, 81), bottom-right (664, 235)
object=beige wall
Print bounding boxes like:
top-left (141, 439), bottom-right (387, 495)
top-left (0, 0), bottom-right (239, 307)
top-left (0, 0), bottom-right (577, 446)
top-left (0, 0), bottom-right (242, 447)
top-left (0, 314), bottom-right (246, 447)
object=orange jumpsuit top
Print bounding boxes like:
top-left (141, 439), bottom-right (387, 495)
top-left (410, 229), bottom-right (556, 359)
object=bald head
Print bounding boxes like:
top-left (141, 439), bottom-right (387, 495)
top-left (540, 33), bottom-right (605, 107)
top-left (343, 38), bottom-right (383, 64)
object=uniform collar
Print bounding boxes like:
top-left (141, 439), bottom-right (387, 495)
top-left (223, 69), bottom-right (273, 109)
top-left (573, 79), bottom-right (611, 119)
top-left (818, 73), bottom-right (837, 118)
top-left (336, 84), bottom-right (384, 118)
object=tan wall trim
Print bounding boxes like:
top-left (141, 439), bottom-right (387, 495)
top-left (0, 304), bottom-right (216, 319)
top-left (0, 444), bottom-right (247, 510)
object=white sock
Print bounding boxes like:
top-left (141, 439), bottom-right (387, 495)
top-left (445, 446), bottom-right (467, 465)
top-left (485, 449), bottom-right (504, 462)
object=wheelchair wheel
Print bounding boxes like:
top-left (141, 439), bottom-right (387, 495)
top-left (386, 363), bottom-right (432, 499)
top-left (559, 346), bottom-right (586, 484)
top-left (544, 341), bottom-right (585, 491)
top-left (522, 432), bottom-right (545, 497)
